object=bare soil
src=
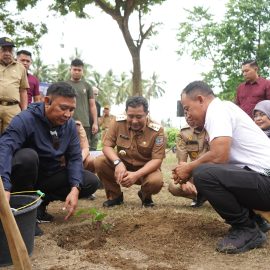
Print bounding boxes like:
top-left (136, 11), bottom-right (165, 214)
top-left (4, 153), bottom-right (270, 270)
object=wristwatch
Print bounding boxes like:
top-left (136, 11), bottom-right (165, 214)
top-left (113, 159), bottom-right (122, 167)
top-left (73, 184), bottom-right (81, 191)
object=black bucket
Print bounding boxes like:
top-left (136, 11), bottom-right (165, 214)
top-left (0, 195), bottom-right (42, 267)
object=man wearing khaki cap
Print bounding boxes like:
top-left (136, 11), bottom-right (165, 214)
top-left (99, 104), bottom-right (115, 142)
top-left (0, 37), bottom-right (29, 133)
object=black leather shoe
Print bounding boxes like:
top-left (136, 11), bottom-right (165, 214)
top-left (103, 193), bottom-right (123, 207)
top-left (138, 190), bottom-right (155, 208)
top-left (37, 202), bottom-right (54, 223)
top-left (253, 215), bottom-right (270, 233)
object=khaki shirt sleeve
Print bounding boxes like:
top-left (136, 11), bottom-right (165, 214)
top-left (98, 116), bottom-right (103, 127)
top-left (20, 67), bottom-right (29, 89)
top-left (151, 127), bottom-right (166, 160)
top-left (76, 121), bottom-right (90, 161)
top-left (176, 132), bottom-right (188, 162)
top-left (103, 118), bottom-right (118, 148)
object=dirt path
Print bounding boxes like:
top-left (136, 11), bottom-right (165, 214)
top-left (3, 153), bottom-right (270, 270)
top-left (4, 182), bottom-right (269, 270)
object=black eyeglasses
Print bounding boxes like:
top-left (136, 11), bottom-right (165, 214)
top-left (50, 130), bottom-right (60, 150)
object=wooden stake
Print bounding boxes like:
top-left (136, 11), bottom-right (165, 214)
top-left (0, 177), bottom-right (32, 269)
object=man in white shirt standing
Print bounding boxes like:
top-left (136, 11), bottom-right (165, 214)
top-left (173, 80), bottom-right (270, 254)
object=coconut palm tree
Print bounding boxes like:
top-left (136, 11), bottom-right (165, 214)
top-left (31, 48), bottom-right (54, 82)
top-left (143, 72), bottom-right (166, 106)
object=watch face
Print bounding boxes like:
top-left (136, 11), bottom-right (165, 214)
top-left (114, 159), bottom-right (120, 166)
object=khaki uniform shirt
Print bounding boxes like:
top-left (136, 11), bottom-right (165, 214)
top-left (75, 120), bottom-right (90, 162)
top-left (0, 60), bottom-right (29, 102)
top-left (176, 126), bottom-right (209, 162)
top-left (99, 114), bottom-right (115, 130)
top-left (104, 115), bottom-right (166, 167)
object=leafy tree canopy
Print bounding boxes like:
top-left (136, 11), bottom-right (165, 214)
top-left (1, 0), bottom-right (166, 98)
top-left (177, 0), bottom-right (270, 100)
top-left (0, 1), bottom-right (47, 46)
top-left (49, 0), bottom-right (166, 95)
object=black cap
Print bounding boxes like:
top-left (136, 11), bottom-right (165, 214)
top-left (0, 37), bottom-right (15, 48)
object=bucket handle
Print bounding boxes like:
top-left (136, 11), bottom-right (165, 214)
top-left (10, 190), bottom-right (45, 212)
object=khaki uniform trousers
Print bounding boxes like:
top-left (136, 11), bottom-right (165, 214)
top-left (168, 181), bottom-right (196, 200)
top-left (0, 104), bottom-right (20, 133)
top-left (94, 155), bottom-right (163, 200)
top-left (83, 155), bottom-right (96, 173)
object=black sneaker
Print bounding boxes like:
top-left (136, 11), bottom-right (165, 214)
top-left (190, 193), bottom-right (206, 208)
top-left (103, 192), bottom-right (124, 207)
top-left (37, 203), bottom-right (54, 223)
top-left (88, 194), bottom-right (96, 200)
top-left (35, 222), bottom-right (44, 237)
top-left (138, 190), bottom-right (155, 208)
top-left (216, 225), bottom-right (266, 254)
top-left (253, 215), bottom-right (270, 233)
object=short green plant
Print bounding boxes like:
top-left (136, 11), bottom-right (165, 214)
top-left (76, 208), bottom-right (111, 244)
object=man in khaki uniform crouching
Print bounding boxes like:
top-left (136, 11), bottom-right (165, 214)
top-left (169, 118), bottom-right (209, 207)
top-left (95, 96), bottom-right (165, 207)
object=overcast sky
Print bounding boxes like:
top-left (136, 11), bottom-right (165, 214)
top-left (14, 0), bottom-right (227, 127)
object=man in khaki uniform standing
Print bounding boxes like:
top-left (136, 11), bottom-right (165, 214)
top-left (99, 105), bottom-right (115, 142)
top-left (169, 117), bottom-right (209, 207)
top-left (95, 96), bottom-right (165, 207)
top-left (0, 37), bottom-right (29, 133)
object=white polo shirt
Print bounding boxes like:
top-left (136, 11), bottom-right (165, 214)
top-left (205, 98), bottom-right (270, 176)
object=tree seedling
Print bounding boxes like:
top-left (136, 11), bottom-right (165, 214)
top-left (76, 208), bottom-right (111, 244)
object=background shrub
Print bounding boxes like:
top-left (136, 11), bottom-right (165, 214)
top-left (165, 127), bottom-right (179, 149)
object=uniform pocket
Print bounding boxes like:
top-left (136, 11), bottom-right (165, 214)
top-left (137, 145), bottom-right (152, 158)
top-left (116, 136), bottom-right (131, 149)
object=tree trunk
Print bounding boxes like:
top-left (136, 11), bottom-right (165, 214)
top-left (95, 0), bottom-right (143, 96)
top-left (113, 12), bottom-right (143, 96)
top-left (131, 48), bottom-right (142, 96)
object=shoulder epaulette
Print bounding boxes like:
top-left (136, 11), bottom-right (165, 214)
top-left (116, 114), bottom-right (127, 121)
top-left (180, 125), bottom-right (191, 131)
top-left (148, 122), bottom-right (161, 131)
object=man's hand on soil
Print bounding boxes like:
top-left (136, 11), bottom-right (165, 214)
top-left (63, 187), bottom-right (79, 220)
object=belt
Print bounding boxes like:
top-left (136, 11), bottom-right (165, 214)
top-left (0, 100), bottom-right (19, 106)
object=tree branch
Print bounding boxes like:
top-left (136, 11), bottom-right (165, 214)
top-left (137, 9), bottom-right (153, 49)
top-left (93, 0), bottom-right (119, 17)
top-left (124, 0), bottom-right (136, 18)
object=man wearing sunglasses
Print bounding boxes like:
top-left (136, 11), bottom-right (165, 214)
top-left (0, 82), bottom-right (100, 235)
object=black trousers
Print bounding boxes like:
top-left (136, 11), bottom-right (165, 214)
top-left (193, 164), bottom-right (270, 226)
top-left (10, 148), bottom-right (100, 203)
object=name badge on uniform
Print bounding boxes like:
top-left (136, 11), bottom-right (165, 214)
top-left (155, 136), bottom-right (164, 146)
